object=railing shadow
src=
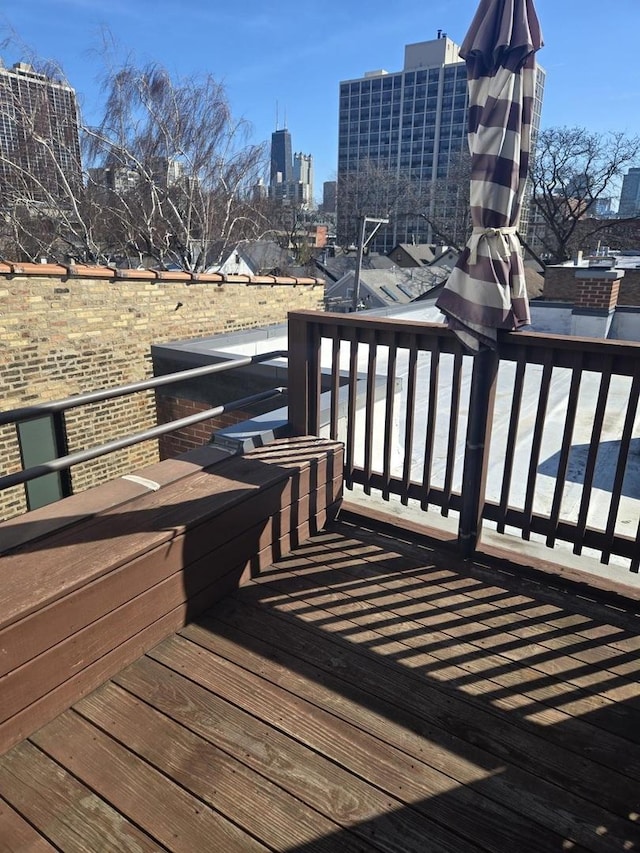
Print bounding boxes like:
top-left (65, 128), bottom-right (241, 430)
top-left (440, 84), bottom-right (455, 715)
top-left (180, 523), bottom-right (640, 852)
top-left (539, 437), bottom-right (640, 499)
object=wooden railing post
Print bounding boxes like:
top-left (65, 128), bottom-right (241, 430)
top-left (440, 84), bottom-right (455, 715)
top-left (288, 312), bottom-right (321, 436)
top-left (458, 348), bottom-right (498, 558)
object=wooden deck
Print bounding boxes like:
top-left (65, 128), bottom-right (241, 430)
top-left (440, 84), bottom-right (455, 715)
top-left (2, 517), bottom-right (640, 853)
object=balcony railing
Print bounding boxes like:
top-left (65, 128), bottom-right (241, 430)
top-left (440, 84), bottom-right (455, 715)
top-left (288, 310), bottom-right (640, 575)
top-left (3, 309), bottom-right (639, 580)
top-left (0, 351), bottom-right (287, 497)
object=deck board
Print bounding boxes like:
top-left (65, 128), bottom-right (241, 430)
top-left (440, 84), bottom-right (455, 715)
top-left (1, 519), bottom-right (640, 852)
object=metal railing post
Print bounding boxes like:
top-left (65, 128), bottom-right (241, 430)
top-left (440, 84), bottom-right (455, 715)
top-left (458, 348), bottom-right (498, 558)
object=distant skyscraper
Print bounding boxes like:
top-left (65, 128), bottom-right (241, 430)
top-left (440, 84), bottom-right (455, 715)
top-left (269, 127), bottom-right (313, 208)
top-left (293, 152), bottom-right (313, 207)
top-left (322, 180), bottom-right (337, 214)
top-left (337, 34), bottom-right (545, 251)
top-left (270, 128), bottom-right (293, 185)
top-left (618, 168), bottom-right (640, 218)
top-left (0, 61), bottom-right (82, 202)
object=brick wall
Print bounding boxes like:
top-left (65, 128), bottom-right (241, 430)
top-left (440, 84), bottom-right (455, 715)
top-left (0, 263), bottom-right (324, 521)
top-left (544, 266), bottom-right (640, 305)
top-left (154, 396), bottom-right (252, 459)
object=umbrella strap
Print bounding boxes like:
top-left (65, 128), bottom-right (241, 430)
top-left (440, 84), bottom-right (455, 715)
top-left (468, 227), bottom-right (518, 266)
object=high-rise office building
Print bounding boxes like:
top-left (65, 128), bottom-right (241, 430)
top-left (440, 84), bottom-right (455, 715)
top-left (270, 128), bottom-right (293, 185)
top-left (322, 180), bottom-right (337, 214)
top-left (0, 61), bottom-right (82, 203)
top-left (337, 33), bottom-right (545, 251)
top-left (269, 127), bottom-right (314, 209)
top-left (618, 168), bottom-right (640, 218)
top-left (293, 152), bottom-right (313, 207)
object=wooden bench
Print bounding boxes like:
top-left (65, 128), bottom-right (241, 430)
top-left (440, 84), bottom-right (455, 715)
top-left (0, 436), bottom-right (343, 755)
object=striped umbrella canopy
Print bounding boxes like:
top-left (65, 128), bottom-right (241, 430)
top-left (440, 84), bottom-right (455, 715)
top-left (436, 0), bottom-right (543, 353)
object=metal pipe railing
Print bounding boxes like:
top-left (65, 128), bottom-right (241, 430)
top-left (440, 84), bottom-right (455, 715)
top-left (0, 388), bottom-right (286, 492)
top-left (0, 351), bottom-right (288, 426)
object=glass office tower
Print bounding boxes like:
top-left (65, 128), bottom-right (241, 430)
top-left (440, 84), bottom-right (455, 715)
top-left (337, 34), bottom-right (544, 252)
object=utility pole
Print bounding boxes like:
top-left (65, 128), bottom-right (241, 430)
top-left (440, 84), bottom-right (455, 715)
top-left (352, 215), bottom-right (389, 311)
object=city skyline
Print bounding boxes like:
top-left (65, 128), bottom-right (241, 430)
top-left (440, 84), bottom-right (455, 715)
top-left (2, 0), bottom-right (640, 195)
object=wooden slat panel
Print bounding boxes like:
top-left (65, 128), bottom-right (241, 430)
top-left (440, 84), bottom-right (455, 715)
top-left (0, 453), bottom-right (294, 629)
top-left (192, 602), bottom-right (637, 853)
top-left (0, 796), bottom-right (58, 852)
top-left (31, 711), bottom-right (269, 853)
top-left (234, 569), bottom-right (639, 822)
top-left (76, 681), bottom-right (372, 853)
top-left (145, 638), bottom-right (483, 853)
top-left (0, 476), bottom-right (311, 677)
top-left (0, 741), bottom-right (162, 852)
top-left (159, 628), bottom-right (589, 853)
top-left (0, 467), bottom-right (342, 722)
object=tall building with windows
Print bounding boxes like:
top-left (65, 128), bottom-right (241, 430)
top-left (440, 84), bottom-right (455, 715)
top-left (337, 33), bottom-right (545, 252)
top-left (269, 126), bottom-right (314, 209)
top-left (0, 61), bottom-right (82, 203)
top-left (618, 168), bottom-right (640, 218)
top-left (270, 128), bottom-right (293, 186)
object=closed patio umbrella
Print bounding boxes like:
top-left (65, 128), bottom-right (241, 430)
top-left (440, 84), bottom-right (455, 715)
top-left (436, 0), bottom-right (543, 353)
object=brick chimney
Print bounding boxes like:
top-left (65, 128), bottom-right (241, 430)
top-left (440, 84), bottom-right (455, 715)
top-left (571, 267), bottom-right (624, 338)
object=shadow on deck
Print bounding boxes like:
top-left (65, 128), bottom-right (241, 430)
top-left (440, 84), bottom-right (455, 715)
top-left (2, 516), bottom-right (640, 852)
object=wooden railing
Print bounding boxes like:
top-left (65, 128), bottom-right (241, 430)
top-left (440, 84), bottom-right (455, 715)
top-left (288, 310), bottom-right (640, 574)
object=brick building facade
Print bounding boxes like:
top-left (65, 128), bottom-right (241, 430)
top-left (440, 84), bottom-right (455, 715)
top-left (543, 265), bottom-right (640, 306)
top-left (0, 263), bottom-right (323, 521)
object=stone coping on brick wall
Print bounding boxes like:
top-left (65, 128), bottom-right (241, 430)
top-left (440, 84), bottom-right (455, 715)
top-left (0, 261), bottom-right (324, 287)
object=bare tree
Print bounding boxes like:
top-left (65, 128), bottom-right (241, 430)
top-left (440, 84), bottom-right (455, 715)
top-left (415, 150), bottom-right (472, 251)
top-left (84, 62), bottom-right (268, 270)
top-left (338, 152), bottom-right (473, 254)
top-left (0, 46), bottom-right (271, 269)
top-left (337, 160), bottom-right (419, 251)
top-left (529, 127), bottom-right (640, 263)
top-left (0, 57), bottom-right (105, 263)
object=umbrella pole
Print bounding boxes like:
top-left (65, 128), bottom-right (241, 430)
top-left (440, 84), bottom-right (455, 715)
top-left (459, 348), bottom-right (498, 557)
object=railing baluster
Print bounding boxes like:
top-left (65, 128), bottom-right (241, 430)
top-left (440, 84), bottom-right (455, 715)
top-left (401, 341), bottom-right (418, 506)
top-left (329, 330), bottom-right (341, 441)
top-left (601, 372), bottom-right (640, 565)
top-left (546, 353), bottom-right (583, 547)
top-left (497, 349), bottom-right (526, 534)
top-left (522, 350), bottom-right (554, 541)
top-left (573, 360), bottom-right (612, 555)
top-left (363, 330), bottom-right (378, 495)
top-left (382, 336), bottom-right (398, 501)
top-left (420, 340), bottom-right (440, 511)
top-left (441, 347), bottom-right (463, 516)
top-left (345, 331), bottom-right (359, 490)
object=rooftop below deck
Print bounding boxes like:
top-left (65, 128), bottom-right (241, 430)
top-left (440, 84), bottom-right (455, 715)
top-left (2, 517), bottom-right (640, 853)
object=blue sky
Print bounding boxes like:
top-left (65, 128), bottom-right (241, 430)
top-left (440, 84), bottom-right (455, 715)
top-left (2, 0), bottom-right (639, 195)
